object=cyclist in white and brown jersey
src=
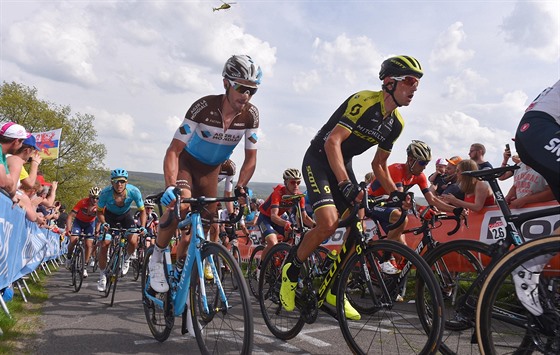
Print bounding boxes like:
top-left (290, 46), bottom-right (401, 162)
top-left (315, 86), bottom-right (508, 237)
top-left (149, 55), bottom-right (262, 293)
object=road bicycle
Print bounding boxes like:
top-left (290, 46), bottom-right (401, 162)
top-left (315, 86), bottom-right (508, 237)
top-left (417, 165), bottom-right (560, 354)
top-left (142, 190), bottom-right (253, 354)
top-left (246, 193), bottom-right (328, 298)
top-left (70, 232), bottom-right (88, 292)
top-left (103, 225), bottom-right (139, 307)
top-left (131, 232), bottom-right (149, 282)
top-left (475, 234), bottom-right (559, 354)
top-left (258, 187), bottom-right (445, 354)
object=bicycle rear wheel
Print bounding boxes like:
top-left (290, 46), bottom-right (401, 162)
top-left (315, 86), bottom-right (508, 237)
top-left (338, 240), bottom-right (444, 354)
top-left (247, 244), bottom-right (264, 298)
top-left (190, 242), bottom-right (253, 354)
top-left (476, 235), bottom-right (560, 354)
top-left (419, 239), bottom-right (492, 355)
top-left (73, 247), bottom-right (84, 292)
top-left (142, 246), bottom-right (174, 342)
top-left (258, 242), bottom-right (305, 340)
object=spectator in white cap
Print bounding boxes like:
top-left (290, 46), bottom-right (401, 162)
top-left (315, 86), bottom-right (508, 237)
top-left (0, 121), bottom-right (30, 197)
top-left (428, 157), bottom-right (447, 195)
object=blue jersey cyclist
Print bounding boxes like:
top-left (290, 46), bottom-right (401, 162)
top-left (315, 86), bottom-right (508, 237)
top-left (149, 55), bottom-right (262, 293)
top-left (96, 168), bottom-right (147, 292)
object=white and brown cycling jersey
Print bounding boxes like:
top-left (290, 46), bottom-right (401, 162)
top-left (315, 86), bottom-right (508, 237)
top-left (173, 94), bottom-right (259, 166)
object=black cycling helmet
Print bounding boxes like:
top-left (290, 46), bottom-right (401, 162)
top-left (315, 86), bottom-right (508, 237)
top-left (222, 55), bottom-right (262, 86)
top-left (379, 55), bottom-right (423, 80)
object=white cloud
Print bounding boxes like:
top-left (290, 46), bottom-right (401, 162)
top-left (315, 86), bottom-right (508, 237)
top-left (155, 66), bottom-right (215, 94)
top-left (430, 22), bottom-right (475, 70)
top-left (88, 107), bottom-right (136, 139)
top-left (501, 1), bottom-right (560, 62)
top-left (293, 70), bottom-right (321, 93)
top-left (4, 7), bottom-right (99, 86)
top-left (441, 68), bottom-right (488, 101)
top-left (311, 34), bottom-right (382, 84)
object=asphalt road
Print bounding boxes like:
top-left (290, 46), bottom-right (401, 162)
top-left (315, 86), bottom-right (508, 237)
top-left (30, 263), bottom-right (355, 355)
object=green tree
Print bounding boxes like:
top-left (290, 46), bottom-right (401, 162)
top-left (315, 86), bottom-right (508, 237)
top-left (0, 81), bottom-right (107, 207)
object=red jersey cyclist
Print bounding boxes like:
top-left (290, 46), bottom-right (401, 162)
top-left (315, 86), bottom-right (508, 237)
top-left (256, 169), bottom-right (314, 273)
top-left (65, 186), bottom-right (100, 278)
top-left (368, 140), bottom-right (463, 273)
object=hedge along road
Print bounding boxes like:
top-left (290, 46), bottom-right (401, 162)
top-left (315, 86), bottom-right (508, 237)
top-left (28, 263), bottom-right (355, 355)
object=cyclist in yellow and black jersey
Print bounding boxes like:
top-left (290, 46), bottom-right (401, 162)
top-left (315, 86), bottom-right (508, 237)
top-left (281, 55), bottom-right (424, 320)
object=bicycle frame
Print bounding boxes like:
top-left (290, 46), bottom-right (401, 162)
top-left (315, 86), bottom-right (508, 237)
top-left (144, 197), bottom-right (240, 317)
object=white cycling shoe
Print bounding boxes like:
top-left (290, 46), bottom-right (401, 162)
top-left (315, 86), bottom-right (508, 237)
top-left (512, 253), bottom-right (553, 316)
top-left (148, 257), bottom-right (169, 293)
top-left (97, 273), bottom-right (107, 292)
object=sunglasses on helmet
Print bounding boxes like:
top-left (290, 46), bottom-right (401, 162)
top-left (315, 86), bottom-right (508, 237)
top-left (228, 79), bottom-right (258, 96)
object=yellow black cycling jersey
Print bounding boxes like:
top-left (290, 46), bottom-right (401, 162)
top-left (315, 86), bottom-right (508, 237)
top-left (309, 90), bottom-right (404, 160)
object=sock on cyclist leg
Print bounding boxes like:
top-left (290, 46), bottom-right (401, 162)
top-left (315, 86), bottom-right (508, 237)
top-left (152, 243), bottom-right (165, 262)
top-left (287, 255), bottom-right (303, 282)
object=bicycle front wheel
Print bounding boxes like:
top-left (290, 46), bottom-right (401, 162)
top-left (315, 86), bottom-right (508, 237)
top-left (258, 242), bottom-right (305, 340)
top-left (104, 250), bottom-right (118, 298)
top-left (190, 242), bottom-right (253, 354)
top-left (141, 246), bottom-right (174, 342)
top-left (247, 244), bottom-right (265, 298)
top-left (109, 250), bottom-right (122, 307)
top-left (338, 240), bottom-right (444, 354)
top-left (73, 247), bottom-right (84, 292)
top-left (476, 235), bottom-right (560, 355)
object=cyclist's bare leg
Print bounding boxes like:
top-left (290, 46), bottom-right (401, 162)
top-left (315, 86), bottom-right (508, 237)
top-left (84, 238), bottom-right (94, 262)
top-left (386, 209), bottom-right (408, 245)
top-left (261, 233), bottom-right (278, 262)
top-left (127, 233), bottom-right (138, 256)
top-left (98, 239), bottom-right (111, 271)
top-left (296, 205), bottom-right (339, 262)
top-left (209, 222), bottom-right (220, 243)
top-left (67, 235), bottom-right (78, 257)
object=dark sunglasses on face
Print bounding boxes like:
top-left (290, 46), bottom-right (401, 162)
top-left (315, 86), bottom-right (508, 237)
top-left (417, 160), bottom-right (430, 167)
top-left (91, 196), bottom-right (99, 200)
top-left (288, 180), bottom-right (301, 186)
top-left (228, 79), bottom-right (258, 96)
top-left (112, 179), bottom-right (127, 184)
top-left (391, 75), bottom-right (420, 86)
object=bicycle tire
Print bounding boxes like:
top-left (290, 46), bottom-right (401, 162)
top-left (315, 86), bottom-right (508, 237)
top-left (104, 249), bottom-right (118, 298)
top-left (73, 246), bottom-right (84, 292)
top-left (419, 239), bottom-right (492, 355)
top-left (109, 249), bottom-right (122, 307)
top-left (258, 242), bottom-right (305, 340)
top-left (141, 246), bottom-right (174, 342)
top-left (476, 235), bottom-right (560, 355)
top-left (247, 244), bottom-right (265, 298)
top-left (338, 239), bottom-right (444, 355)
top-left (133, 248), bottom-right (144, 281)
top-left (71, 254), bottom-right (77, 287)
top-left (190, 242), bottom-right (253, 354)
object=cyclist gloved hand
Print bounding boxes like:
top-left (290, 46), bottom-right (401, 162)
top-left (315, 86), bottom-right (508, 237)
top-left (418, 206), bottom-right (436, 221)
top-left (234, 185), bottom-right (246, 198)
top-left (284, 222), bottom-right (292, 233)
top-left (452, 207), bottom-right (464, 217)
top-left (388, 190), bottom-right (406, 204)
top-left (161, 186), bottom-right (177, 206)
top-left (339, 180), bottom-right (360, 204)
top-left (101, 223), bottom-right (110, 232)
top-left (138, 226), bottom-right (147, 235)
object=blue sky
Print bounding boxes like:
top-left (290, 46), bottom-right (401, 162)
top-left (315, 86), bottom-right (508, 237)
top-left (1, 1), bottom-right (558, 194)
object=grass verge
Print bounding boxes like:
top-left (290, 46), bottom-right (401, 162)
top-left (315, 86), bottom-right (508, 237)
top-left (0, 273), bottom-right (50, 354)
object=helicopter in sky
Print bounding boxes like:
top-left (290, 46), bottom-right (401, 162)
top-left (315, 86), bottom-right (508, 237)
top-left (213, 1), bottom-right (237, 11)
